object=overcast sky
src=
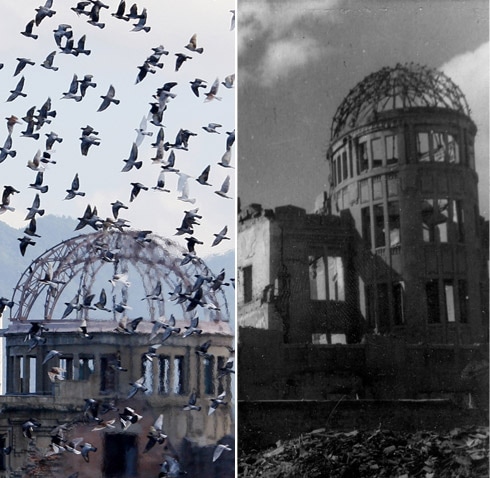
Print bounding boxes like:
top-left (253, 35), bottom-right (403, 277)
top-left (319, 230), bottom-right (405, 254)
top-left (237, 0), bottom-right (489, 218)
top-left (0, 0), bottom-right (235, 258)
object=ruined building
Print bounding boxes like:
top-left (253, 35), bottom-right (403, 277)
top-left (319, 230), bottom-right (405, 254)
top-left (0, 230), bottom-right (234, 477)
top-left (238, 65), bottom-right (488, 421)
top-left (238, 63), bottom-right (488, 346)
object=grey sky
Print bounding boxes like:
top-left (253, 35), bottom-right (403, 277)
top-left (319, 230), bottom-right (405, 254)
top-left (238, 0), bottom-right (489, 217)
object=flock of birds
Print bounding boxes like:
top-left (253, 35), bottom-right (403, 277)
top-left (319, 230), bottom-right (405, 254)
top-left (0, 0), bottom-right (236, 476)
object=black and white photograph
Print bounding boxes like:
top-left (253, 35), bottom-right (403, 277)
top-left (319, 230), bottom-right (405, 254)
top-left (237, 1), bottom-right (489, 476)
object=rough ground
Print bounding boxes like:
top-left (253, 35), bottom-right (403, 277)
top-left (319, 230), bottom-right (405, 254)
top-left (238, 426), bottom-right (489, 478)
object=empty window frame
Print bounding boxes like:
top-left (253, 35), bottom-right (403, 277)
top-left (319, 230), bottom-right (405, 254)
top-left (204, 355), bottom-right (215, 395)
top-left (417, 132), bottom-right (430, 162)
top-left (327, 256), bottom-right (345, 301)
top-left (158, 355), bottom-right (170, 395)
top-left (371, 137), bottom-right (384, 168)
top-left (388, 201), bottom-right (400, 247)
top-left (142, 356), bottom-right (153, 395)
top-left (385, 134), bottom-right (398, 165)
top-left (243, 265), bottom-right (253, 303)
top-left (421, 198), bottom-right (453, 243)
top-left (78, 356), bottom-right (95, 380)
top-left (172, 356), bottom-right (185, 395)
top-left (454, 200), bottom-right (465, 243)
top-left (309, 255), bottom-right (327, 300)
top-left (342, 150), bottom-right (348, 179)
top-left (100, 356), bottom-right (116, 394)
top-left (372, 176), bottom-right (383, 200)
top-left (59, 357), bottom-right (73, 381)
top-left (360, 179), bottom-right (369, 203)
top-left (217, 356), bottom-right (227, 395)
top-left (358, 139), bottom-right (369, 172)
top-left (387, 174), bottom-right (399, 197)
top-left (416, 130), bottom-right (460, 163)
top-left (444, 280), bottom-right (456, 322)
top-left (28, 357), bottom-right (36, 393)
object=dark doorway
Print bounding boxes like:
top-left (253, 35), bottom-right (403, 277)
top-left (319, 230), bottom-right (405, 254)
top-left (103, 433), bottom-right (138, 477)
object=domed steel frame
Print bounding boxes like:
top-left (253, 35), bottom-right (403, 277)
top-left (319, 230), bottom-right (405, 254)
top-left (330, 63), bottom-right (471, 141)
top-left (10, 230), bottom-right (230, 323)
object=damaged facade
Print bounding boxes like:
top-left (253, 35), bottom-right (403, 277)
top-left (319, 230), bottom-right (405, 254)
top-left (0, 231), bottom-right (234, 477)
top-left (237, 64), bottom-right (489, 414)
top-left (238, 63), bottom-right (488, 346)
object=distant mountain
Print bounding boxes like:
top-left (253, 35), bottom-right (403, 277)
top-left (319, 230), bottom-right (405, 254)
top-left (0, 215), bottom-right (78, 297)
top-left (0, 216), bottom-right (235, 331)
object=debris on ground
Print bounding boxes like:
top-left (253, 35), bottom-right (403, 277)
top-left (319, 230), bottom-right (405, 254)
top-left (238, 426), bottom-right (489, 477)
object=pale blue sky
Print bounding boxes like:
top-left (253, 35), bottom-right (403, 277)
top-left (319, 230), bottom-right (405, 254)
top-left (0, 0), bottom-right (236, 257)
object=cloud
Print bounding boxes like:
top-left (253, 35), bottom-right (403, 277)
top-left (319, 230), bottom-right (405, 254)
top-left (440, 41), bottom-right (489, 217)
top-left (239, 0), bottom-right (339, 86)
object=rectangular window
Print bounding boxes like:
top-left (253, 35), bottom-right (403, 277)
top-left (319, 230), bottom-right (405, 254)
top-left (243, 265), bottom-right (253, 303)
top-left (336, 156), bottom-right (342, 184)
top-left (78, 357), bottom-right (95, 380)
top-left (59, 357), bottom-right (73, 381)
top-left (372, 176), bottom-right (383, 200)
top-left (387, 174), bottom-right (398, 197)
top-left (433, 131), bottom-right (445, 162)
top-left (158, 355), bottom-right (170, 395)
top-left (437, 199), bottom-right (449, 243)
top-left (454, 200), bottom-right (465, 243)
top-left (385, 134), bottom-right (398, 165)
top-left (28, 357), bottom-right (36, 393)
top-left (358, 140), bottom-right (369, 172)
top-left (309, 255), bottom-right (326, 300)
top-left (328, 256), bottom-right (345, 301)
top-left (100, 356), bottom-right (116, 394)
top-left (417, 132), bottom-right (430, 161)
top-left (373, 204), bottom-right (385, 248)
top-left (444, 280), bottom-right (456, 322)
top-left (360, 179), bottom-right (369, 203)
top-left (348, 149), bottom-right (354, 178)
top-left (371, 137), bottom-right (384, 168)
top-left (342, 151), bottom-right (348, 180)
top-left (421, 199), bottom-right (435, 243)
top-left (331, 158), bottom-right (337, 186)
top-left (447, 133), bottom-right (460, 163)
top-left (426, 280), bottom-right (440, 323)
top-left (217, 356), bottom-right (227, 395)
top-left (388, 201), bottom-right (400, 247)
top-left (173, 356), bottom-right (185, 395)
top-left (204, 355), bottom-right (215, 395)
top-left (142, 356), bottom-right (153, 395)
top-left (458, 280), bottom-right (468, 324)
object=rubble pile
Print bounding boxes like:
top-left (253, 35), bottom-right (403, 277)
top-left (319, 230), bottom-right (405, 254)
top-left (239, 426), bottom-right (489, 477)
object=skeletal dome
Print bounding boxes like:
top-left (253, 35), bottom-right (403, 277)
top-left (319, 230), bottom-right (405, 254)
top-left (330, 63), bottom-right (471, 141)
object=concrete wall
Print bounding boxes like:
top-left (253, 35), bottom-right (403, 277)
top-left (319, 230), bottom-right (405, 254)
top-left (238, 327), bottom-right (488, 403)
